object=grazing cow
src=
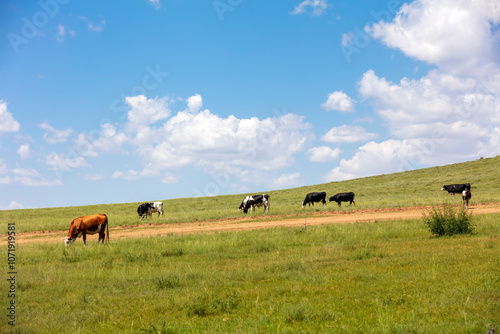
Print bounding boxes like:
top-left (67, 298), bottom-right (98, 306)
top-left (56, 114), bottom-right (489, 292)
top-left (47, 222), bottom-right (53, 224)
top-left (149, 202), bottom-right (164, 217)
top-left (441, 183), bottom-right (471, 198)
top-left (63, 213), bottom-right (109, 246)
top-left (302, 192), bottom-right (326, 208)
top-left (328, 192), bottom-right (356, 207)
top-left (462, 189), bottom-right (472, 209)
top-left (137, 202), bottom-right (152, 219)
top-left (239, 194), bottom-right (270, 214)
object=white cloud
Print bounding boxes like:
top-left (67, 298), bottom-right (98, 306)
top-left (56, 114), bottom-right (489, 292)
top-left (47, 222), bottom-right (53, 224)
top-left (148, 0), bottom-right (161, 9)
top-left (83, 173), bottom-right (105, 181)
top-left (321, 125), bottom-right (378, 143)
top-left (358, 69), bottom-right (500, 161)
top-left (56, 24), bottom-right (65, 42)
top-left (126, 95), bottom-right (171, 126)
top-left (271, 172), bottom-right (302, 189)
top-left (56, 24), bottom-right (75, 42)
top-left (80, 16), bottom-right (106, 32)
top-left (0, 201), bottom-right (24, 211)
top-left (46, 152), bottom-right (88, 172)
top-left (324, 140), bottom-right (413, 181)
top-left (366, 0), bottom-right (500, 75)
top-left (86, 94), bottom-right (313, 183)
top-left (291, 0), bottom-right (327, 16)
top-left (325, 0), bottom-right (500, 182)
top-left (75, 123), bottom-right (128, 157)
top-left (321, 91), bottom-right (355, 112)
top-left (39, 121), bottom-right (73, 144)
top-left (112, 170), bottom-right (139, 180)
top-left (186, 94), bottom-right (203, 113)
top-left (11, 167), bottom-right (63, 186)
top-left (307, 146), bottom-right (341, 162)
top-left (17, 144), bottom-right (31, 159)
top-left (0, 100), bottom-right (20, 133)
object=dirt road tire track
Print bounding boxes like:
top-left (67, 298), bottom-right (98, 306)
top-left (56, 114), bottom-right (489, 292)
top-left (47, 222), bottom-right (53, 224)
top-left (5, 202), bottom-right (500, 246)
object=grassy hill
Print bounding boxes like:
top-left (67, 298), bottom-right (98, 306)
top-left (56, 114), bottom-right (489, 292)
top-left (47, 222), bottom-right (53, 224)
top-left (1, 156), bottom-right (499, 233)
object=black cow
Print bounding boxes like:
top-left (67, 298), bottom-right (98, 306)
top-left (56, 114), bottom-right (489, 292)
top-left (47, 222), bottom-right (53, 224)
top-left (462, 189), bottom-right (472, 209)
top-left (137, 202), bottom-right (152, 219)
top-left (441, 183), bottom-right (471, 198)
top-left (328, 192), bottom-right (355, 207)
top-left (240, 194), bottom-right (270, 214)
top-left (302, 192), bottom-right (326, 208)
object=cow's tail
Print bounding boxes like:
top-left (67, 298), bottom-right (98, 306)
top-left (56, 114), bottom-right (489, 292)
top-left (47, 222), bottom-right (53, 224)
top-left (105, 214), bottom-right (110, 244)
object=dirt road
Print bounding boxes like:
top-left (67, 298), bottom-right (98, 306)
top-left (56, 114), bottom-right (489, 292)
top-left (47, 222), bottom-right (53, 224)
top-left (5, 202), bottom-right (500, 246)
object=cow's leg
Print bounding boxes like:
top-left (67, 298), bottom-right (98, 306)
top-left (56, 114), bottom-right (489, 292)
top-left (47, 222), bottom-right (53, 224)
top-left (82, 231), bottom-right (87, 247)
top-left (337, 202), bottom-right (341, 207)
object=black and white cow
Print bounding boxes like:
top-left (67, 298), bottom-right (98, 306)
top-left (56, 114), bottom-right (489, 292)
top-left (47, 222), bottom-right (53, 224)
top-left (441, 183), bottom-right (471, 198)
top-left (149, 202), bottom-right (164, 217)
top-left (239, 194), bottom-right (270, 214)
top-left (137, 202), bottom-right (152, 219)
top-left (302, 192), bottom-right (326, 208)
top-left (328, 192), bottom-right (355, 207)
top-left (462, 189), bottom-right (472, 209)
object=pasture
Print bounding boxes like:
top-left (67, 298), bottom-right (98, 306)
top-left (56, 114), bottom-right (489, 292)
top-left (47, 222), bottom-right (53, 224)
top-left (1, 156), bottom-right (499, 333)
top-left (1, 156), bottom-right (499, 234)
top-left (2, 214), bottom-right (499, 333)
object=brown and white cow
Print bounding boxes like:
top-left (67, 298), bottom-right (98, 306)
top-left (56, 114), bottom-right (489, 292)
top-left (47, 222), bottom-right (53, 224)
top-left (462, 189), bottom-right (472, 209)
top-left (63, 213), bottom-right (109, 246)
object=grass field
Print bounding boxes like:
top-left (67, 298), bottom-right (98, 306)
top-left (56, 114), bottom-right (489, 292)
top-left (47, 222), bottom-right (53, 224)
top-left (2, 214), bottom-right (499, 333)
top-left (1, 156), bottom-right (499, 233)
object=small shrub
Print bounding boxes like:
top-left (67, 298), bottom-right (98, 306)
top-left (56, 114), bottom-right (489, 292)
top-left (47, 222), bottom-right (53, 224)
top-left (161, 248), bottom-right (184, 257)
top-left (154, 275), bottom-right (181, 289)
top-left (422, 203), bottom-right (474, 236)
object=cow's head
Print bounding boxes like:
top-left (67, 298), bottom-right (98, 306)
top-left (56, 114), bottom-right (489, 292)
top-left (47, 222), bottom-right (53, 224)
top-left (63, 236), bottom-right (76, 246)
top-left (440, 185), bottom-right (446, 191)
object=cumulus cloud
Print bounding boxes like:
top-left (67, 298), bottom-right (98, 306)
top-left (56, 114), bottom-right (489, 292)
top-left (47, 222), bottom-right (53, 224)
top-left (321, 91), bottom-right (355, 112)
top-left (271, 172), bottom-right (302, 189)
top-left (126, 95), bottom-right (171, 126)
top-left (0, 162), bottom-right (63, 186)
top-left (39, 121), bottom-right (73, 144)
top-left (45, 152), bottom-right (88, 172)
top-left (17, 144), bottom-right (31, 159)
top-left (0, 100), bottom-right (20, 133)
top-left (307, 146), bottom-right (341, 162)
top-left (75, 123), bottom-right (128, 157)
top-left (329, 0), bottom-right (500, 181)
top-left (69, 94), bottom-right (313, 187)
top-left (0, 201), bottom-right (24, 211)
top-left (321, 125), bottom-right (378, 143)
top-left (291, 0), bottom-right (327, 16)
top-left (324, 140), bottom-right (413, 181)
top-left (186, 93), bottom-right (203, 113)
top-left (112, 170), bottom-right (139, 180)
top-left (126, 95), bottom-right (313, 176)
top-left (358, 69), bottom-right (500, 160)
top-left (366, 0), bottom-right (500, 75)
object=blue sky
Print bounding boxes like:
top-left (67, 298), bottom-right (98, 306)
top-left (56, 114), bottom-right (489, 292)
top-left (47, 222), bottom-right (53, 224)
top-left (1, 0), bottom-right (499, 209)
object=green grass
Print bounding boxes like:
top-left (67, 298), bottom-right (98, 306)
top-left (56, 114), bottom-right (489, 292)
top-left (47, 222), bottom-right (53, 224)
top-left (2, 213), bottom-right (499, 333)
top-left (1, 156), bottom-right (499, 234)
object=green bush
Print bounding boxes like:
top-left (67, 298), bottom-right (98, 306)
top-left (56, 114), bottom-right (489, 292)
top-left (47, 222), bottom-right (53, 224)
top-left (422, 203), bottom-right (475, 236)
